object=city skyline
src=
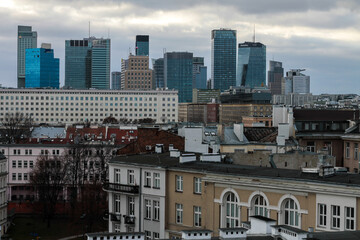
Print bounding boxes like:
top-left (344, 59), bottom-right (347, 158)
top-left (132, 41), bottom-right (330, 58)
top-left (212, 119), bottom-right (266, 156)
top-left (1, 0), bottom-right (360, 93)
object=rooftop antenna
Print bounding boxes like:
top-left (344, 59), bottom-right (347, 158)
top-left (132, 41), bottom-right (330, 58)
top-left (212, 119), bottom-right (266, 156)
top-left (108, 28), bottom-right (110, 38)
top-left (88, 21), bottom-right (90, 38)
top-left (253, 24), bottom-right (256, 43)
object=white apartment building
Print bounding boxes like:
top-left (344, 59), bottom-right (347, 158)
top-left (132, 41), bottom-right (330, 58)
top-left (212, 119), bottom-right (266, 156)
top-left (0, 89), bottom-right (178, 124)
top-left (0, 154), bottom-right (7, 236)
top-left (106, 158), bottom-right (166, 239)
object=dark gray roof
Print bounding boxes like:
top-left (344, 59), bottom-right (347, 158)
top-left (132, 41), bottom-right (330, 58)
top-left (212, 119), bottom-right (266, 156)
top-left (110, 153), bottom-right (360, 187)
top-left (250, 216), bottom-right (276, 222)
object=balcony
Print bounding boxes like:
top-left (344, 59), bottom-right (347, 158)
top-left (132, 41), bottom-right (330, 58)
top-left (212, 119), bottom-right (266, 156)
top-left (110, 213), bottom-right (122, 222)
top-left (124, 215), bottom-right (135, 225)
top-left (103, 182), bottom-right (139, 194)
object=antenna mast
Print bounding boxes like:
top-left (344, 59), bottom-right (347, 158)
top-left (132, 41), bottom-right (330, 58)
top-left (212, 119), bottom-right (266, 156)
top-left (89, 21), bottom-right (91, 38)
top-left (253, 24), bottom-right (256, 43)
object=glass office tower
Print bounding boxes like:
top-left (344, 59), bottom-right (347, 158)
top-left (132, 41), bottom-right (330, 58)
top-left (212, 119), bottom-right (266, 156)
top-left (25, 48), bottom-right (59, 89)
top-left (211, 29), bottom-right (237, 91)
top-left (136, 35), bottom-right (149, 56)
top-left (164, 52), bottom-right (193, 103)
top-left (112, 71), bottom-right (121, 90)
top-left (193, 57), bottom-right (207, 89)
top-left (17, 25), bottom-right (37, 88)
top-left (65, 37), bottom-right (110, 89)
top-left (237, 42), bottom-right (266, 88)
top-left (152, 58), bottom-right (164, 89)
top-left (268, 60), bottom-right (284, 95)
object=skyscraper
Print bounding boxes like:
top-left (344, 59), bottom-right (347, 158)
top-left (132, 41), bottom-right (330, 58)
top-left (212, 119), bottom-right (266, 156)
top-left (65, 37), bottom-right (110, 89)
top-left (193, 57), bottom-right (207, 89)
top-left (211, 29), bottom-right (237, 91)
top-left (25, 44), bottom-right (59, 89)
top-left (135, 35), bottom-right (149, 56)
top-left (268, 60), bottom-right (284, 95)
top-left (17, 25), bottom-right (37, 88)
top-left (282, 69), bottom-right (310, 94)
top-left (164, 52), bottom-right (193, 103)
top-left (121, 55), bottom-right (153, 90)
top-left (237, 42), bottom-right (266, 88)
top-left (152, 58), bottom-right (164, 89)
top-left (112, 71), bottom-right (121, 90)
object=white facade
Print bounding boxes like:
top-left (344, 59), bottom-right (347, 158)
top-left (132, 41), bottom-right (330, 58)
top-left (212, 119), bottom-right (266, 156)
top-left (107, 162), bottom-right (166, 239)
top-left (0, 155), bottom-right (7, 236)
top-left (0, 88), bottom-right (178, 124)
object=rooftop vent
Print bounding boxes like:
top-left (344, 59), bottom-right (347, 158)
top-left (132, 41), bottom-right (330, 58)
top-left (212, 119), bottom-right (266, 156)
top-left (170, 150), bottom-right (180, 158)
top-left (180, 153), bottom-right (196, 163)
top-left (200, 153), bottom-right (221, 162)
top-left (155, 144), bottom-right (164, 153)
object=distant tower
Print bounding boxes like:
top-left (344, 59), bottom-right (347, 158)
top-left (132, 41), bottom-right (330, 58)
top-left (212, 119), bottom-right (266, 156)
top-left (152, 58), bottom-right (164, 89)
top-left (211, 29), bottom-right (237, 91)
top-left (282, 69), bottom-right (310, 94)
top-left (237, 42), bottom-right (266, 88)
top-left (268, 60), bottom-right (284, 95)
top-left (135, 35), bottom-right (149, 56)
top-left (17, 25), bottom-right (37, 88)
top-left (193, 57), bottom-right (207, 89)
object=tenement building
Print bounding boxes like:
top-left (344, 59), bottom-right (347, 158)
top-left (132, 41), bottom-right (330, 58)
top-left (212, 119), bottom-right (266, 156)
top-left (106, 152), bottom-right (360, 239)
top-left (0, 88), bottom-right (178, 124)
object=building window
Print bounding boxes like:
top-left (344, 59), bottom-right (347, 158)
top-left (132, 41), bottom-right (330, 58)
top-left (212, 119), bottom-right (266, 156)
top-left (12, 173), bottom-right (16, 181)
top-left (153, 173), bottom-right (160, 189)
top-left (176, 175), bottom-right (183, 192)
top-left (18, 173), bottom-right (22, 181)
top-left (331, 205), bottom-right (340, 229)
top-left (318, 204), bottom-right (327, 227)
top-left (346, 142), bottom-right (350, 159)
top-left (354, 143), bottom-right (358, 160)
top-left (145, 199), bottom-right (151, 219)
top-left (345, 207), bottom-right (355, 230)
top-left (145, 231), bottom-right (151, 240)
top-left (114, 194), bottom-right (121, 214)
top-left (114, 169), bottom-right (121, 184)
top-left (252, 195), bottom-right (268, 217)
top-left (128, 197), bottom-right (135, 215)
top-left (176, 203), bottom-right (183, 224)
top-left (128, 170), bottom-right (135, 185)
top-left (114, 224), bottom-right (121, 233)
top-left (29, 161), bottom-right (34, 168)
top-left (194, 206), bottom-right (202, 227)
top-left (153, 200), bottom-right (160, 221)
top-left (194, 177), bottom-right (201, 194)
top-left (24, 161), bottom-right (28, 168)
top-left (282, 198), bottom-right (299, 227)
top-left (306, 141), bottom-right (315, 152)
top-left (225, 192), bottom-right (239, 228)
top-left (153, 232), bottom-right (159, 239)
top-left (144, 172), bottom-right (151, 187)
top-left (12, 161), bottom-right (16, 168)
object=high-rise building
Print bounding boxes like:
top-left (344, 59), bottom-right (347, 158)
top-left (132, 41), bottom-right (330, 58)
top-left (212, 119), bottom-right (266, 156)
top-left (111, 71), bottom-right (121, 90)
top-left (25, 45), bottom-right (59, 89)
top-left (281, 69), bottom-right (310, 95)
top-left (152, 58), bottom-right (164, 89)
top-left (237, 42), bottom-right (266, 88)
top-left (164, 52), bottom-right (193, 103)
top-left (17, 25), bottom-right (37, 88)
top-left (135, 35), bottom-right (149, 56)
top-left (211, 29), bottom-right (237, 91)
top-left (121, 55), bottom-right (153, 90)
top-left (65, 37), bottom-right (110, 89)
top-left (268, 60), bottom-right (284, 95)
top-left (193, 57), bottom-right (207, 89)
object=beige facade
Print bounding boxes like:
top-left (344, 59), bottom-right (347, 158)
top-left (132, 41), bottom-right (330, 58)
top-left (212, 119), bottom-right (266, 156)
top-left (343, 135), bottom-right (360, 173)
top-left (219, 104), bottom-right (272, 124)
top-left (122, 55), bottom-right (153, 90)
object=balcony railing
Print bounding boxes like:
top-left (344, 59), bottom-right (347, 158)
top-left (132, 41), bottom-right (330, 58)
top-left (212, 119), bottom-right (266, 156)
top-left (103, 182), bottom-right (139, 194)
top-left (110, 213), bottom-right (122, 222)
top-left (124, 215), bottom-right (135, 225)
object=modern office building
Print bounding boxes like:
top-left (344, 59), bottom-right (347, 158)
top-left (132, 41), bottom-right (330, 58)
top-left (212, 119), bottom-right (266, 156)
top-left (164, 52), bottom-right (193, 103)
top-left (111, 72), bottom-right (121, 90)
top-left (0, 88), bottom-right (178, 124)
top-left (135, 35), bottom-right (149, 56)
top-left (17, 25), bottom-right (37, 88)
top-left (192, 89), bottom-right (220, 103)
top-left (25, 45), bottom-right (59, 89)
top-left (152, 58), bottom-right (164, 89)
top-left (237, 42), bottom-right (266, 88)
top-left (268, 60), bottom-right (284, 95)
top-left (121, 55), bottom-right (153, 90)
top-left (193, 57), bottom-right (207, 89)
top-left (211, 29), bottom-right (237, 91)
top-left (65, 37), bottom-right (111, 89)
top-left (282, 69), bottom-right (310, 95)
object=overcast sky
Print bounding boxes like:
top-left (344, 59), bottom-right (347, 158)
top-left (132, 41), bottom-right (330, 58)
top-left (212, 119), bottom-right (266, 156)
top-left (1, 0), bottom-right (360, 94)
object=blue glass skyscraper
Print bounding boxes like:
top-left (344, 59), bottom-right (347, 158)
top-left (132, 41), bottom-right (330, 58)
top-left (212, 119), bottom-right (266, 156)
top-left (152, 58), bottom-right (164, 88)
top-left (164, 52), bottom-right (193, 103)
top-left (237, 42), bottom-right (266, 88)
top-left (25, 47), bottom-right (59, 89)
top-left (90, 38), bottom-right (111, 89)
top-left (193, 57), bottom-right (207, 89)
top-left (136, 35), bottom-right (149, 56)
top-left (211, 29), bottom-right (237, 91)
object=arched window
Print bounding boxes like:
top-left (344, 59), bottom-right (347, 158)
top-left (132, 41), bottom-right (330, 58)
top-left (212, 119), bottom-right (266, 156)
top-left (282, 198), bottom-right (299, 227)
top-left (252, 195), bottom-right (268, 217)
top-left (225, 192), bottom-right (239, 227)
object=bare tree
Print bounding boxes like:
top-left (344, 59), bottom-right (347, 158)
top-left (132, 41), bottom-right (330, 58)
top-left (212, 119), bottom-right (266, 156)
top-left (0, 112), bottom-right (33, 143)
top-left (30, 154), bottom-right (67, 228)
top-left (103, 116), bottom-right (118, 124)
